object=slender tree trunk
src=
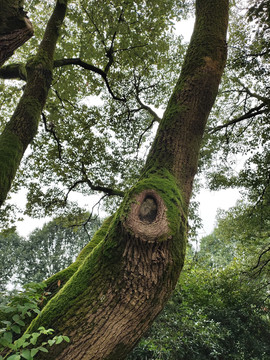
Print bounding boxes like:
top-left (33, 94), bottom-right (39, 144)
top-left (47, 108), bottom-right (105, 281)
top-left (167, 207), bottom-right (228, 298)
top-left (23, 1), bottom-right (229, 359)
top-left (0, 0), bottom-right (34, 67)
top-left (0, 0), bottom-right (68, 206)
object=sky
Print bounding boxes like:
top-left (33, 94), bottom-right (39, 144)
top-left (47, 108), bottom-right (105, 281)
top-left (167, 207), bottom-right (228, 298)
top-left (14, 16), bottom-right (241, 239)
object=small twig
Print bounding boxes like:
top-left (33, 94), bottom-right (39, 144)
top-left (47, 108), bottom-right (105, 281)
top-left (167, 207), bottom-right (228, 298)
top-left (208, 103), bottom-right (267, 134)
top-left (137, 119), bottom-right (156, 151)
top-left (42, 112), bottom-right (62, 160)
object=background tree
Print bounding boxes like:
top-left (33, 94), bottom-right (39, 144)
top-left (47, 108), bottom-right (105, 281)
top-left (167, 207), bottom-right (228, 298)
top-left (0, 214), bottom-right (101, 291)
top-left (0, 229), bottom-right (22, 292)
top-left (19, 215), bottom-right (101, 284)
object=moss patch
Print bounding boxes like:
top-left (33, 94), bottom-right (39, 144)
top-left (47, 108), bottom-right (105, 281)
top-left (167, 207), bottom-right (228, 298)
top-left (0, 129), bottom-right (23, 205)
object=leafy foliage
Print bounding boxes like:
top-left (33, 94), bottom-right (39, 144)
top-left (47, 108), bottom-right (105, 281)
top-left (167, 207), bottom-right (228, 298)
top-left (0, 0), bottom-right (192, 223)
top-left (129, 248), bottom-right (270, 360)
top-left (0, 283), bottom-right (69, 360)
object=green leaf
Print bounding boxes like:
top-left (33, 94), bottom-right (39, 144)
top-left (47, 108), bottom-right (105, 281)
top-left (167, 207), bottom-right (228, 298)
top-left (38, 346), bottom-right (48, 353)
top-left (54, 336), bottom-right (63, 344)
top-left (12, 315), bottom-right (25, 327)
top-left (6, 355), bottom-right (21, 360)
top-left (1, 320), bottom-right (12, 327)
top-left (11, 325), bottom-right (21, 334)
top-left (30, 348), bottom-right (39, 357)
top-left (3, 331), bottom-right (13, 344)
top-left (21, 349), bottom-right (31, 360)
top-left (63, 335), bottom-right (70, 343)
top-left (48, 339), bottom-right (55, 346)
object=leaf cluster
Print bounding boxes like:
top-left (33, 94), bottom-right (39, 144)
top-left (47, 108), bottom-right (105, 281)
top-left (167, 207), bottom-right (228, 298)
top-left (0, 283), bottom-right (69, 360)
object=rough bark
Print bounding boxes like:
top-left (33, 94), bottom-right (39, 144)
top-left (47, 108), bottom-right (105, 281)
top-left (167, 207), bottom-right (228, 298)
top-left (0, 0), bottom-right (68, 206)
top-left (21, 1), bottom-right (229, 360)
top-left (0, 0), bottom-right (34, 67)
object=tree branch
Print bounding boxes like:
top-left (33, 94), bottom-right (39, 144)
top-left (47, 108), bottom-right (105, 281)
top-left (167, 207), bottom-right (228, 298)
top-left (237, 79), bottom-right (270, 105)
top-left (64, 165), bottom-right (125, 203)
top-left (0, 0), bottom-right (68, 207)
top-left (135, 94), bottom-right (161, 123)
top-left (54, 57), bottom-right (126, 102)
top-left (0, 0), bottom-right (34, 67)
top-left (42, 112), bottom-right (62, 160)
top-left (0, 63), bottom-right (27, 80)
top-left (53, 58), bottom-right (104, 77)
top-left (208, 103), bottom-right (267, 134)
top-left (251, 245), bottom-right (270, 273)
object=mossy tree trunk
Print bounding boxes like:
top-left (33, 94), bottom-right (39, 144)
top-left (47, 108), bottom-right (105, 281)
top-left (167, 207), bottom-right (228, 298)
top-left (0, 0), bottom-right (34, 67)
top-left (0, 0), bottom-right (68, 206)
top-left (21, 1), bottom-right (229, 359)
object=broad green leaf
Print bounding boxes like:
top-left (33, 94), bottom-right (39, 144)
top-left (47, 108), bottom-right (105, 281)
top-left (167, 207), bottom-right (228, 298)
top-left (3, 331), bottom-right (12, 344)
top-left (21, 349), bottom-right (31, 360)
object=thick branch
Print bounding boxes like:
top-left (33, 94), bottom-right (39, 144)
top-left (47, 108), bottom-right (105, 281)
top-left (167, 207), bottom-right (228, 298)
top-left (0, 0), bottom-right (68, 206)
top-left (144, 0), bottom-right (229, 205)
top-left (0, 0), bottom-right (34, 67)
top-left (54, 58), bottom-right (104, 77)
top-left (54, 57), bottom-right (126, 102)
top-left (0, 63), bottom-right (27, 80)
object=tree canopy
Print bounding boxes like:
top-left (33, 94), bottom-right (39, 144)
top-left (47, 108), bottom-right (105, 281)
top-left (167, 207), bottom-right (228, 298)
top-left (2, 0), bottom-right (269, 359)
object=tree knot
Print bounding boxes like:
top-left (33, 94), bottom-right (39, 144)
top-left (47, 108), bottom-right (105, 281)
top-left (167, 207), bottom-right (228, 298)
top-left (123, 190), bottom-right (169, 242)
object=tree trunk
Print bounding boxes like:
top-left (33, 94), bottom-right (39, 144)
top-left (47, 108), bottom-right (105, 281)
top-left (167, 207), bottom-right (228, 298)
top-left (0, 0), bottom-right (68, 206)
top-left (23, 1), bottom-right (229, 359)
top-left (0, 0), bottom-right (34, 67)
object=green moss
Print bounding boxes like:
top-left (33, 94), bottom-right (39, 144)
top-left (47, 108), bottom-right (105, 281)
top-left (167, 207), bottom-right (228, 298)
top-left (42, 215), bottom-right (115, 303)
top-left (26, 49), bottom-right (54, 73)
top-left (76, 215), bottom-right (114, 263)
top-left (26, 214), bottom-right (123, 333)
top-left (0, 129), bottom-right (23, 205)
top-left (121, 167), bottom-right (187, 237)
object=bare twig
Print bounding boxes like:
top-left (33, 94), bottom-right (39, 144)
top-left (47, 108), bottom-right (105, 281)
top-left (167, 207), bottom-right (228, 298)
top-left (208, 103), bottom-right (267, 134)
top-left (42, 112), bottom-right (62, 160)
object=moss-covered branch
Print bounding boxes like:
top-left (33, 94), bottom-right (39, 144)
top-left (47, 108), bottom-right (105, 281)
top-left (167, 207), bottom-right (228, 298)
top-left (0, 0), bottom-right (68, 206)
top-left (145, 0), bottom-right (229, 205)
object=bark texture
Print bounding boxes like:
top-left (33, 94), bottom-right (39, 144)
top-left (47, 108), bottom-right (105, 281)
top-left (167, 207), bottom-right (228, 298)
top-left (0, 0), bottom-right (68, 206)
top-left (23, 1), bottom-right (229, 360)
top-left (0, 0), bottom-right (34, 67)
